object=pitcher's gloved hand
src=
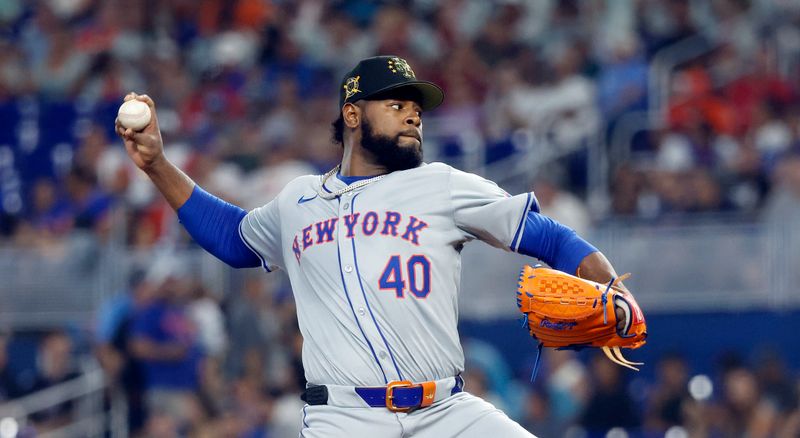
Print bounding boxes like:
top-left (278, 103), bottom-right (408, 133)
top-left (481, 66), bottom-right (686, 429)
top-left (517, 265), bottom-right (648, 370)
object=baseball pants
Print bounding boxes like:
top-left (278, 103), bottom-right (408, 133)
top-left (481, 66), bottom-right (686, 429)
top-left (299, 391), bottom-right (536, 438)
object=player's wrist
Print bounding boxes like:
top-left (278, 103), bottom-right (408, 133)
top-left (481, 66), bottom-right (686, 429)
top-left (141, 153), bottom-right (170, 175)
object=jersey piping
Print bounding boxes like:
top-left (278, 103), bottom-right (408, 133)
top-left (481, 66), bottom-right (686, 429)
top-left (510, 193), bottom-right (535, 252)
top-left (335, 209), bottom-right (389, 383)
top-left (350, 193), bottom-right (405, 381)
top-left (238, 219), bottom-right (272, 272)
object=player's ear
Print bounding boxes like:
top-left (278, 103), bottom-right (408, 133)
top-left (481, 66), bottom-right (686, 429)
top-left (343, 102), bottom-right (361, 129)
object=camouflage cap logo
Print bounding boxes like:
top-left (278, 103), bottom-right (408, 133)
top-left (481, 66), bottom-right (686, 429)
top-left (343, 75), bottom-right (361, 101)
top-left (387, 57), bottom-right (415, 79)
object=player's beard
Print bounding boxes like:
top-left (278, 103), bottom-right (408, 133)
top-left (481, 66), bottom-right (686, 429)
top-left (360, 117), bottom-right (423, 172)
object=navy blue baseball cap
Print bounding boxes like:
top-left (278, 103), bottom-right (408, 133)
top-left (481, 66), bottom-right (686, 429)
top-left (339, 56), bottom-right (444, 111)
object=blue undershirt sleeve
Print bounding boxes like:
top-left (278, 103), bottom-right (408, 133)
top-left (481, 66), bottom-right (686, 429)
top-left (516, 210), bottom-right (598, 274)
top-left (176, 185), bottom-right (261, 269)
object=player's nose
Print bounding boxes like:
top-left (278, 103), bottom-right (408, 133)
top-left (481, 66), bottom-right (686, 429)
top-left (405, 111), bottom-right (421, 127)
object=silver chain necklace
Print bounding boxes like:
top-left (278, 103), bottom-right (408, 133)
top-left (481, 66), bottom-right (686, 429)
top-left (316, 164), bottom-right (387, 200)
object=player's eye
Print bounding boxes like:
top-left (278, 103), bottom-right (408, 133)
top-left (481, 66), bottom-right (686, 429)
top-left (390, 103), bottom-right (401, 110)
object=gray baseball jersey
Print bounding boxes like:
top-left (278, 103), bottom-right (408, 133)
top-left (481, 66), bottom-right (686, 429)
top-left (239, 162), bottom-right (537, 387)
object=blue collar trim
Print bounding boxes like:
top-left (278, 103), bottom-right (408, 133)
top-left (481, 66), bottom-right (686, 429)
top-left (337, 172), bottom-right (379, 185)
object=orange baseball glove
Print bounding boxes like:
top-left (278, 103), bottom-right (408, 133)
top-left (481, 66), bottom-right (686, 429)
top-left (517, 265), bottom-right (647, 371)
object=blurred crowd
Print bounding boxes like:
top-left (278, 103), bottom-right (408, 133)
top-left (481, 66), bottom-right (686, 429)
top-left (89, 268), bottom-right (307, 437)
top-left (2, 277), bottom-right (799, 437)
top-left (516, 348), bottom-right (800, 437)
top-left (0, 0), bottom-right (799, 246)
top-left (1, 0), bottom-right (800, 436)
top-left (0, 267), bottom-right (308, 437)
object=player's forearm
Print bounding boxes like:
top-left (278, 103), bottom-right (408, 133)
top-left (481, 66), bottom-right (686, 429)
top-left (576, 251), bottom-right (627, 290)
top-left (143, 156), bottom-right (196, 211)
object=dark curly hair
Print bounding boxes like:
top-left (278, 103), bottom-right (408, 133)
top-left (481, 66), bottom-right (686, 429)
top-left (331, 114), bottom-right (344, 146)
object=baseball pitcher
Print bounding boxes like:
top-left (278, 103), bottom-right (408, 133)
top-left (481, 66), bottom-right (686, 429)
top-left (117, 56), bottom-right (641, 438)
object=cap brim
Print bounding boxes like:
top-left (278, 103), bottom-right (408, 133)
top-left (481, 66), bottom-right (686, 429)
top-left (366, 81), bottom-right (445, 111)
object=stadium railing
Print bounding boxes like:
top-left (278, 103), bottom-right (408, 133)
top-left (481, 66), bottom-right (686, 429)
top-left (0, 364), bottom-right (126, 438)
top-left (1, 217), bottom-right (797, 327)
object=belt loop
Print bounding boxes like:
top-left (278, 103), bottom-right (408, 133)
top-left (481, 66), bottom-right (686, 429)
top-left (419, 381), bottom-right (436, 408)
top-left (452, 375), bottom-right (465, 395)
top-left (301, 385), bottom-right (329, 405)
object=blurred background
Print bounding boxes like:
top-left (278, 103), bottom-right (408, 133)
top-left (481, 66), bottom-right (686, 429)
top-left (0, 0), bottom-right (799, 437)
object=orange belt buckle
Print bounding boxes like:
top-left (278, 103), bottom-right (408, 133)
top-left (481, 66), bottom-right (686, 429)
top-left (385, 380), bottom-right (413, 412)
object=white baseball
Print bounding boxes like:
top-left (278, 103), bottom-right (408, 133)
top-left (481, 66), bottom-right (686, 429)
top-left (118, 99), bottom-right (152, 131)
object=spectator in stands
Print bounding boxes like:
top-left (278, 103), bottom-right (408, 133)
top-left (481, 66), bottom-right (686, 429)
top-left (187, 281), bottom-right (228, 419)
top-left (224, 273), bottom-right (278, 384)
top-left (0, 38), bottom-right (29, 97)
top-left (0, 332), bottom-right (22, 402)
top-left (13, 177), bottom-right (73, 249)
top-left (668, 66), bottom-right (737, 136)
top-left (532, 170), bottom-right (591, 235)
top-left (596, 32), bottom-right (648, 122)
top-left (643, 352), bottom-right (694, 434)
top-left (637, 0), bottom-right (702, 57)
top-left (94, 269), bottom-right (157, 434)
top-left (223, 377), bottom-right (271, 437)
top-left (500, 44), bottom-right (598, 146)
top-left (459, 367), bottom-right (509, 416)
top-left (28, 330), bottom-right (81, 431)
top-left (472, 5), bottom-right (523, 68)
top-left (64, 166), bottom-right (114, 234)
top-left (689, 168), bottom-right (727, 212)
top-left (130, 271), bottom-right (205, 429)
top-left (187, 282), bottom-right (227, 361)
top-left (143, 411), bottom-right (181, 438)
top-left (711, 366), bottom-right (779, 437)
top-left (26, 178), bottom-right (72, 237)
top-left (291, 7), bottom-right (372, 81)
top-left (545, 44), bottom-right (600, 151)
top-left (578, 352), bottom-right (640, 435)
top-left (754, 350), bottom-right (799, 417)
top-left (520, 387), bottom-right (566, 438)
top-left (541, 350), bottom-right (588, 426)
top-left (29, 21), bottom-right (91, 100)
top-left (610, 163), bottom-right (645, 217)
top-left (724, 46), bottom-right (795, 135)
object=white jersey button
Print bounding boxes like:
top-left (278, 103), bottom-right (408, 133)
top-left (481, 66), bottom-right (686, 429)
top-left (358, 307), bottom-right (366, 316)
top-left (344, 265), bottom-right (353, 273)
top-left (342, 202), bottom-right (350, 210)
top-left (378, 351), bottom-right (388, 360)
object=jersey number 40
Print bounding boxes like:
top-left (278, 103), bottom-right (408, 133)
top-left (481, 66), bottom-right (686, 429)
top-left (379, 255), bottom-right (431, 299)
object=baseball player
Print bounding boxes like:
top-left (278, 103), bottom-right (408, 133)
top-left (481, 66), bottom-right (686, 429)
top-left (117, 56), bottom-right (634, 437)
